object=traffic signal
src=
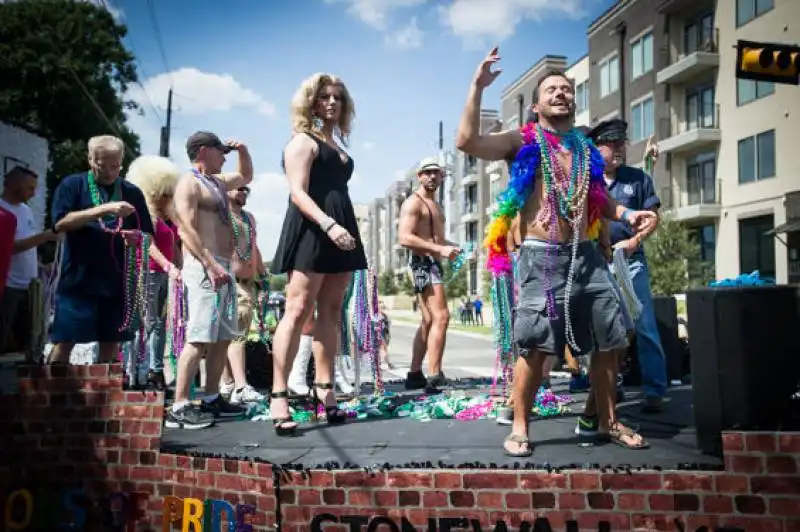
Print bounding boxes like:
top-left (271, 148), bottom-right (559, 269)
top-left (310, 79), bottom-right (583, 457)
top-left (736, 39), bottom-right (800, 85)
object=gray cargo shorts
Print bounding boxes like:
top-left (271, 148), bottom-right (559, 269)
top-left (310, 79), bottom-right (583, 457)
top-left (513, 238), bottom-right (628, 357)
top-left (183, 253), bottom-right (239, 344)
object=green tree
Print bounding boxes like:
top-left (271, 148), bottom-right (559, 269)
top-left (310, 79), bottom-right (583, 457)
top-left (269, 274), bottom-right (287, 293)
top-left (444, 261), bottom-right (468, 300)
top-left (0, 0), bottom-right (142, 217)
top-left (397, 274), bottom-right (415, 298)
top-left (379, 270), bottom-right (398, 296)
top-left (644, 215), bottom-right (714, 296)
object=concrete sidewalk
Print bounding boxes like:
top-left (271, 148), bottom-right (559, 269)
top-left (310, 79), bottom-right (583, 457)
top-left (388, 311), bottom-right (493, 341)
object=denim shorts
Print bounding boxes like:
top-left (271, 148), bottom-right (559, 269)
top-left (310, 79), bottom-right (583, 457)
top-left (514, 239), bottom-right (628, 357)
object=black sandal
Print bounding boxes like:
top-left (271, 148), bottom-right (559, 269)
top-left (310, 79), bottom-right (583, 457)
top-left (313, 383), bottom-right (347, 425)
top-left (269, 391), bottom-right (298, 436)
top-left (503, 433), bottom-right (533, 457)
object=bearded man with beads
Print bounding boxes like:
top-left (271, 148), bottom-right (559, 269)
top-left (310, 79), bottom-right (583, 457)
top-left (456, 48), bottom-right (657, 457)
top-left (48, 135), bottom-right (154, 365)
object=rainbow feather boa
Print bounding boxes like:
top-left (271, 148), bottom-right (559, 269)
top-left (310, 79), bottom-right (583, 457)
top-left (484, 123), bottom-right (608, 274)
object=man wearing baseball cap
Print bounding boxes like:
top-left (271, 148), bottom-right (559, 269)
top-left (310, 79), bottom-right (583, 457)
top-left (167, 130), bottom-right (253, 430)
top-left (398, 156), bottom-right (461, 393)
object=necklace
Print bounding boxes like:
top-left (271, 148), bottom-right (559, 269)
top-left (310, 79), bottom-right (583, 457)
top-left (87, 171), bottom-right (122, 224)
top-left (230, 209), bottom-right (255, 261)
top-left (191, 169), bottom-right (230, 225)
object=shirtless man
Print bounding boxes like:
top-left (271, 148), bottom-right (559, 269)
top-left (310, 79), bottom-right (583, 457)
top-left (219, 185), bottom-right (268, 405)
top-left (456, 48), bottom-right (657, 456)
top-left (166, 131), bottom-right (253, 430)
top-left (398, 157), bottom-right (460, 392)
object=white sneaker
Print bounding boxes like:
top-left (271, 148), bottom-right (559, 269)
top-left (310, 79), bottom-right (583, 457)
top-left (230, 385), bottom-right (265, 405)
top-left (288, 335), bottom-right (313, 395)
top-left (334, 358), bottom-right (354, 395)
top-left (220, 381), bottom-right (235, 398)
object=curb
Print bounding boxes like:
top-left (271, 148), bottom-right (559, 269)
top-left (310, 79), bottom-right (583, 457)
top-left (390, 319), bottom-right (493, 341)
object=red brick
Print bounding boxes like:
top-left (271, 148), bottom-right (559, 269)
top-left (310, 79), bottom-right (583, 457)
top-left (397, 491), bottom-right (419, 506)
top-left (449, 491), bottom-right (475, 507)
top-left (477, 491), bottom-right (504, 509)
top-left (575, 511), bottom-right (630, 531)
top-left (722, 432), bottom-right (745, 452)
top-left (506, 492), bottom-right (532, 509)
top-left (433, 472), bottom-right (462, 489)
top-left (462, 472), bottom-right (518, 489)
top-left (386, 472), bottom-right (432, 488)
top-left (663, 473), bottom-right (713, 492)
top-left (617, 492), bottom-right (646, 511)
top-left (519, 472), bottom-right (567, 490)
top-left (649, 494), bottom-right (675, 512)
top-left (375, 490), bottom-right (398, 507)
top-left (531, 492), bottom-right (555, 509)
top-left (570, 472), bottom-right (601, 490)
top-left (766, 455), bottom-right (798, 473)
top-left (89, 365), bottom-right (109, 377)
top-left (322, 489), bottom-right (345, 505)
top-left (422, 491), bottom-right (448, 507)
top-left (675, 493), bottom-right (700, 512)
top-left (296, 489), bottom-right (320, 505)
top-left (735, 495), bottom-right (767, 514)
top-left (751, 475), bottom-right (800, 494)
top-left (769, 498), bottom-right (800, 517)
top-left (205, 458), bottom-right (223, 472)
top-left (215, 474), bottom-right (244, 491)
top-left (558, 492), bottom-right (585, 510)
top-left (601, 473), bottom-right (661, 491)
top-left (335, 471), bottom-right (386, 487)
top-left (129, 467), bottom-right (161, 482)
top-left (714, 474), bottom-right (749, 493)
top-left (223, 459), bottom-right (239, 473)
top-left (587, 492), bottom-right (615, 510)
top-left (726, 454), bottom-right (764, 473)
top-left (349, 489), bottom-right (373, 506)
top-left (779, 434), bottom-right (800, 454)
top-left (703, 494), bottom-right (733, 513)
top-left (745, 433), bottom-right (777, 453)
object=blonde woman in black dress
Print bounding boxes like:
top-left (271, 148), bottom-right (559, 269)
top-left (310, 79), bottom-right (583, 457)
top-left (270, 73), bottom-right (366, 436)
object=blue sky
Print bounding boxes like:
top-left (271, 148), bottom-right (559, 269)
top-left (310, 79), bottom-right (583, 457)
top-left (112, 0), bottom-right (616, 257)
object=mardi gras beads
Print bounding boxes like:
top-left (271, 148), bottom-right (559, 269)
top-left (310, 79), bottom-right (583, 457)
top-left (230, 210), bottom-right (255, 261)
top-left (192, 169), bottom-right (230, 225)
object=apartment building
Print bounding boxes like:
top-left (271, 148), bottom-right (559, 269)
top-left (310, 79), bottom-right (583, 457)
top-left (568, 55), bottom-right (592, 128)
top-left (353, 202), bottom-right (372, 267)
top-left (653, 0), bottom-right (799, 283)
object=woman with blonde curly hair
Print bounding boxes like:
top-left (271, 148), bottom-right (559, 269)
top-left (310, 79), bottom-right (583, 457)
top-left (270, 73), bottom-right (367, 435)
top-left (124, 155), bottom-right (182, 389)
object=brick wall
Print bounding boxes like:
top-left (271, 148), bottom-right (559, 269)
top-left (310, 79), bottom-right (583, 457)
top-left (1, 365), bottom-right (799, 532)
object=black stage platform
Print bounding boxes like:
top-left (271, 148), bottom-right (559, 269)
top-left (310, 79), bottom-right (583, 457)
top-left (161, 382), bottom-right (722, 469)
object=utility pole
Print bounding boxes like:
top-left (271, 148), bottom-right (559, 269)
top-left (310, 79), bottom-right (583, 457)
top-left (437, 120), bottom-right (445, 206)
top-left (159, 88), bottom-right (173, 157)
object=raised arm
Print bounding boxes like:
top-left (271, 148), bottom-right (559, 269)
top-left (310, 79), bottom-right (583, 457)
top-left (397, 198), bottom-right (443, 257)
top-left (455, 47), bottom-right (522, 161)
top-left (218, 141), bottom-right (254, 191)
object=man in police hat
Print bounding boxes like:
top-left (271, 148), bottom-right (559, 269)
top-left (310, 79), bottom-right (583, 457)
top-left (587, 119), bottom-right (667, 413)
top-left (398, 157), bottom-right (460, 394)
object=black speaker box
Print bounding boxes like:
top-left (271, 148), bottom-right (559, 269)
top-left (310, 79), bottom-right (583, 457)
top-left (652, 295), bottom-right (684, 383)
top-left (245, 340), bottom-right (273, 391)
top-left (687, 285), bottom-right (800, 457)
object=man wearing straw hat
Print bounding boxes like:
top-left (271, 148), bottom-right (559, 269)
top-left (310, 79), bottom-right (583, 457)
top-left (398, 157), bottom-right (461, 394)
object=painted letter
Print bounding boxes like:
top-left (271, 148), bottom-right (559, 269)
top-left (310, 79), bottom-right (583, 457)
top-left (62, 489), bottom-right (87, 531)
top-left (162, 496), bottom-right (183, 532)
top-left (181, 498), bottom-right (203, 532)
top-left (205, 500), bottom-right (235, 532)
top-left (367, 516), bottom-right (401, 532)
top-left (310, 513), bottom-right (339, 532)
top-left (439, 518), bottom-right (468, 532)
top-left (4, 489), bottom-right (33, 531)
top-left (236, 503), bottom-right (256, 532)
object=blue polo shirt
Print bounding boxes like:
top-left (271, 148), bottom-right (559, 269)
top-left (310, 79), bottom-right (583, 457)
top-left (607, 165), bottom-right (660, 259)
top-left (51, 172), bottom-right (154, 297)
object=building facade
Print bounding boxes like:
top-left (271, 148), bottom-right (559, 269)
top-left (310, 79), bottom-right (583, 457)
top-left (567, 55), bottom-right (591, 128)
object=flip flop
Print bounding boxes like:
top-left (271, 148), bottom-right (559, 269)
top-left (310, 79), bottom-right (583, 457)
top-left (504, 433), bottom-right (533, 457)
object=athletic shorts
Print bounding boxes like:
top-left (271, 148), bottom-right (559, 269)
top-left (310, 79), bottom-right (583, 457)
top-left (513, 238), bottom-right (628, 357)
top-left (183, 254), bottom-right (238, 344)
top-left (232, 277), bottom-right (257, 344)
top-left (409, 255), bottom-right (444, 294)
top-left (51, 290), bottom-right (133, 344)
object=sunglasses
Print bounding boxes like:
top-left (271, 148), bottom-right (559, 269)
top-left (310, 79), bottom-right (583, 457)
top-left (237, 187), bottom-right (250, 194)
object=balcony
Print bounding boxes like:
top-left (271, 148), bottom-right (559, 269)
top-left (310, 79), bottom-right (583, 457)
top-left (462, 172), bottom-right (479, 186)
top-left (461, 206), bottom-right (481, 223)
top-left (657, 29), bottom-right (719, 85)
top-left (658, 105), bottom-right (721, 154)
top-left (661, 179), bottom-right (722, 222)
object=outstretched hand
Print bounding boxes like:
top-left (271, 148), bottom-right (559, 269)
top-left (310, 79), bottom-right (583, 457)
top-left (627, 210), bottom-right (658, 234)
top-left (645, 135), bottom-right (660, 164)
top-left (473, 47), bottom-right (503, 88)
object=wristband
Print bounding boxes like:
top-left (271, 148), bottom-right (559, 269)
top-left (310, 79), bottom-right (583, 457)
top-left (621, 208), bottom-right (635, 224)
top-left (319, 216), bottom-right (336, 233)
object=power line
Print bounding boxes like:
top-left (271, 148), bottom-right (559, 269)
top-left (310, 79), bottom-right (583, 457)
top-left (146, 0), bottom-right (172, 83)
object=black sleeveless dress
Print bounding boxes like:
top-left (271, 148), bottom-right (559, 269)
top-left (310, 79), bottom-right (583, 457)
top-left (271, 133), bottom-right (368, 274)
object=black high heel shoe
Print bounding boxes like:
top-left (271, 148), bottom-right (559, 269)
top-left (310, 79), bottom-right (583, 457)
top-left (312, 383), bottom-right (347, 425)
top-left (269, 391), bottom-right (298, 436)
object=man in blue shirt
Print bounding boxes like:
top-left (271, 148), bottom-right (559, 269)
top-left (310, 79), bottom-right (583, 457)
top-left (588, 119), bottom-right (667, 413)
top-left (48, 135), bottom-right (153, 365)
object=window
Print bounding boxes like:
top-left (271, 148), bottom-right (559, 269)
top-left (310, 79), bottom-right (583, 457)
top-left (465, 154), bottom-right (477, 174)
top-left (684, 14), bottom-right (715, 55)
top-left (686, 86), bottom-right (716, 130)
top-left (736, 0), bottom-right (774, 27)
top-left (469, 261), bottom-right (478, 295)
top-left (630, 32), bottom-right (653, 79)
top-left (691, 224), bottom-right (717, 274)
top-left (686, 153), bottom-right (716, 205)
top-left (575, 81), bottom-right (589, 114)
top-left (599, 55), bottom-right (619, 98)
top-left (465, 221), bottom-right (478, 250)
top-left (738, 130), bottom-right (776, 184)
top-left (463, 184), bottom-right (478, 213)
top-left (739, 214), bottom-right (775, 279)
top-left (737, 79), bottom-right (774, 106)
top-left (630, 96), bottom-right (654, 142)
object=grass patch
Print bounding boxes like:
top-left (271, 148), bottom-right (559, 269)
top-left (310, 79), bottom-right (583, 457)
top-left (391, 315), bottom-right (492, 336)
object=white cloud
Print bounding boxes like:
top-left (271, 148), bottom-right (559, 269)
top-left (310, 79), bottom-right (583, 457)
top-left (439, 0), bottom-right (588, 47)
top-left (384, 17), bottom-right (424, 49)
top-left (127, 67), bottom-right (276, 118)
top-left (361, 141), bottom-right (375, 151)
top-left (246, 172), bottom-right (291, 260)
top-left (328, 0), bottom-right (428, 30)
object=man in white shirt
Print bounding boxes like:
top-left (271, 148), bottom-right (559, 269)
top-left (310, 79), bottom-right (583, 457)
top-left (0, 166), bottom-right (58, 353)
